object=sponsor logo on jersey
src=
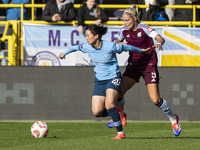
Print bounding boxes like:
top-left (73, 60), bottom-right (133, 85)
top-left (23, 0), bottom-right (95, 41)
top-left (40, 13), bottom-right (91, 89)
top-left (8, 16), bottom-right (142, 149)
top-left (112, 78), bottom-right (121, 87)
top-left (137, 32), bottom-right (142, 37)
top-left (148, 27), bottom-right (153, 32)
top-left (126, 34), bottom-right (130, 38)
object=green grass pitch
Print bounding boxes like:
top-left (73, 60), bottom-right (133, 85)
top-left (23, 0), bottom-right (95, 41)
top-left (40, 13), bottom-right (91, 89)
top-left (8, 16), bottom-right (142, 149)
top-left (0, 121), bottom-right (200, 150)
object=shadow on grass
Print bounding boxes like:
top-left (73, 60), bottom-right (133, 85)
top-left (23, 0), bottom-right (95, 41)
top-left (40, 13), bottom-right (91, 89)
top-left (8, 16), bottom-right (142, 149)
top-left (47, 136), bottom-right (63, 139)
top-left (126, 137), bottom-right (200, 139)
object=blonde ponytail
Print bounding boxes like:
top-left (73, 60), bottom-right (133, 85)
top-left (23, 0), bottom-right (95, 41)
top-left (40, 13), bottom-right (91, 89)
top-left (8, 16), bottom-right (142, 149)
top-left (123, 4), bottom-right (139, 20)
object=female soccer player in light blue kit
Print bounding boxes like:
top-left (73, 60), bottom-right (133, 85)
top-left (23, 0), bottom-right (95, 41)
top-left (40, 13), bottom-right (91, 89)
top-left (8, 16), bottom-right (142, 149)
top-left (58, 24), bottom-right (150, 139)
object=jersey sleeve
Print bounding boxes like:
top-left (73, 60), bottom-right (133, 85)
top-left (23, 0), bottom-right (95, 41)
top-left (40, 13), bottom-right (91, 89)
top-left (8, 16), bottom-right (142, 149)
top-left (122, 44), bottom-right (143, 53)
top-left (112, 43), bottom-right (143, 53)
top-left (62, 45), bottom-right (79, 56)
top-left (139, 23), bottom-right (158, 39)
top-left (62, 43), bottom-right (87, 56)
top-left (112, 43), bottom-right (123, 53)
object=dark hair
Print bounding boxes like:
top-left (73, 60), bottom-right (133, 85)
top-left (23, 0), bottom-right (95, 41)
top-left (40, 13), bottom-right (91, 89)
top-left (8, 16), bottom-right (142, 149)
top-left (86, 24), bottom-right (107, 38)
top-left (82, 0), bottom-right (101, 19)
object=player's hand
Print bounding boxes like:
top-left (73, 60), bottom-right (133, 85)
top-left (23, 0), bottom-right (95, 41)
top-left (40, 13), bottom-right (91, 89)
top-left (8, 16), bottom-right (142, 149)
top-left (142, 47), bottom-right (151, 54)
top-left (153, 43), bottom-right (163, 50)
top-left (58, 53), bottom-right (65, 59)
top-left (119, 42), bottom-right (127, 45)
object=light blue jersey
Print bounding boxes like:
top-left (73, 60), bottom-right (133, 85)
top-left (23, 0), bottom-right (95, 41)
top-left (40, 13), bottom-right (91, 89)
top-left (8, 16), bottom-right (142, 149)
top-left (62, 40), bottom-right (142, 80)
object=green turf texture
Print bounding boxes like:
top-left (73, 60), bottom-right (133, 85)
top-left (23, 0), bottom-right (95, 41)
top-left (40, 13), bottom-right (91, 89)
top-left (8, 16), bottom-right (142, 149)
top-left (0, 121), bottom-right (199, 150)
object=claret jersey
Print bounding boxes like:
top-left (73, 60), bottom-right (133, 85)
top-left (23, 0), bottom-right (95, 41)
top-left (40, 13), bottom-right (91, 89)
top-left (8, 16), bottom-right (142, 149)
top-left (118, 22), bottom-right (159, 68)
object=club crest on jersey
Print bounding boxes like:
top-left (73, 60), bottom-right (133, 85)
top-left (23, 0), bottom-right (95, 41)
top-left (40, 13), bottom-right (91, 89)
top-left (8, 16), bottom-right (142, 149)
top-left (137, 32), bottom-right (142, 37)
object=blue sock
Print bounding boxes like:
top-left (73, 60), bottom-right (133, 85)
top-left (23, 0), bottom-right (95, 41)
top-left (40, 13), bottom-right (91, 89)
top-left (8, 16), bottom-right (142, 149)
top-left (100, 108), bottom-right (108, 117)
top-left (107, 107), bottom-right (123, 132)
top-left (94, 108), bottom-right (108, 118)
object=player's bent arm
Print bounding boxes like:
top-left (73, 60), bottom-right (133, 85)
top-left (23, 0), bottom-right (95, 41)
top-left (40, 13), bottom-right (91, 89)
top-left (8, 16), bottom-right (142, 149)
top-left (154, 34), bottom-right (165, 50)
top-left (58, 45), bottom-right (80, 59)
top-left (155, 34), bottom-right (165, 45)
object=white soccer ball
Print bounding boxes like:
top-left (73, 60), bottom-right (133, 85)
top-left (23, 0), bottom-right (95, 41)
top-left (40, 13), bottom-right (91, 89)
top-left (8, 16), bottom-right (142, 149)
top-left (31, 121), bottom-right (49, 138)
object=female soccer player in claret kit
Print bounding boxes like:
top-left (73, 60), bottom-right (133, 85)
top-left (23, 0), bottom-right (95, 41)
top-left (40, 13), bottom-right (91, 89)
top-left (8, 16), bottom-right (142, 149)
top-left (58, 24), bottom-right (150, 139)
top-left (107, 5), bottom-right (181, 137)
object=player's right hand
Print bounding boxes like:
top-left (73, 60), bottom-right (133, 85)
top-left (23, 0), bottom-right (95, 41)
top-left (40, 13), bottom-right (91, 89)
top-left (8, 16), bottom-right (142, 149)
top-left (142, 47), bottom-right (151, 54)
top-left (58, 53), bottom-right (65, 59)
top-left (119, 42), bottom-right (127, 45)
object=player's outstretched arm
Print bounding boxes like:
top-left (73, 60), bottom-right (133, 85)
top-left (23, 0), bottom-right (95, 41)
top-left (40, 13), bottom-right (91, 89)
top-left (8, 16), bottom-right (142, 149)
top-left (122, 44), bottom-right (143, 53)
top-left (58, 45), bottom-right (80, 59)
top-left (122, 44), bottom-right (150, 53)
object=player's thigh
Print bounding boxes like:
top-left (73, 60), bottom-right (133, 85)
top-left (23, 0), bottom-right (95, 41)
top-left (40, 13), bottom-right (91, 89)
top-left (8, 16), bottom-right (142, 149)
top-left (147, 83), bottom-right (160, 104)
top-left (119, 76), bottom-right (136, 98)
top-left (105, 88), bottom-right (119, 109)
top-left (92, 96), bottom-right (105, 115)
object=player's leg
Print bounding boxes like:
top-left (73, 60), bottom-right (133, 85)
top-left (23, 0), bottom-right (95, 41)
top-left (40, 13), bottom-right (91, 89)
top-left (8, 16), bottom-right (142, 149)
top-left (108, 76), bottom-right (137, 128)
top-left (147, 83), bottom-right (175, 118)
top-left (118, 76), bottom-right (137, 122)
top-left (92, 78), bottom-right (109, 118)
top-left (147, 83), bottom-right (181, 136)
top-left (92, 96), bottom-right (107, 117)
top-left (115, 97), bottom-right (127, 127)
top-left (118, 75), bottom-right (137, 100)
top-left (105, 88), bottom-right (126, 139)
top-left (118, 65), bottom-right (140, 111)
top-left (117, 76), bottom-right (137, 108)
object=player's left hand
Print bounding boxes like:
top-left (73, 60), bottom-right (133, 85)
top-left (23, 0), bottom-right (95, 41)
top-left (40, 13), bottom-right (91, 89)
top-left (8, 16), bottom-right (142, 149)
top-left (153, 43), bottom-right (163, 50)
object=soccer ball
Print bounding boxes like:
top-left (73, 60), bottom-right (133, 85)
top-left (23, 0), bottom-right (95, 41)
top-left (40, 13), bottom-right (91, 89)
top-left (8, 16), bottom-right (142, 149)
top-left (31, 121), bottom-right (49, 138)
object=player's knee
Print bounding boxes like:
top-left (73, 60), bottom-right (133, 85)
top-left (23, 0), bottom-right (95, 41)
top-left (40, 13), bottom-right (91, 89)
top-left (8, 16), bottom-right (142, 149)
top-left (92, 110), bottom-right (102, 117)
top-left (151, 97), bottom-right (160, 105)
top-left (93, 113), bottom-right (101, 118)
